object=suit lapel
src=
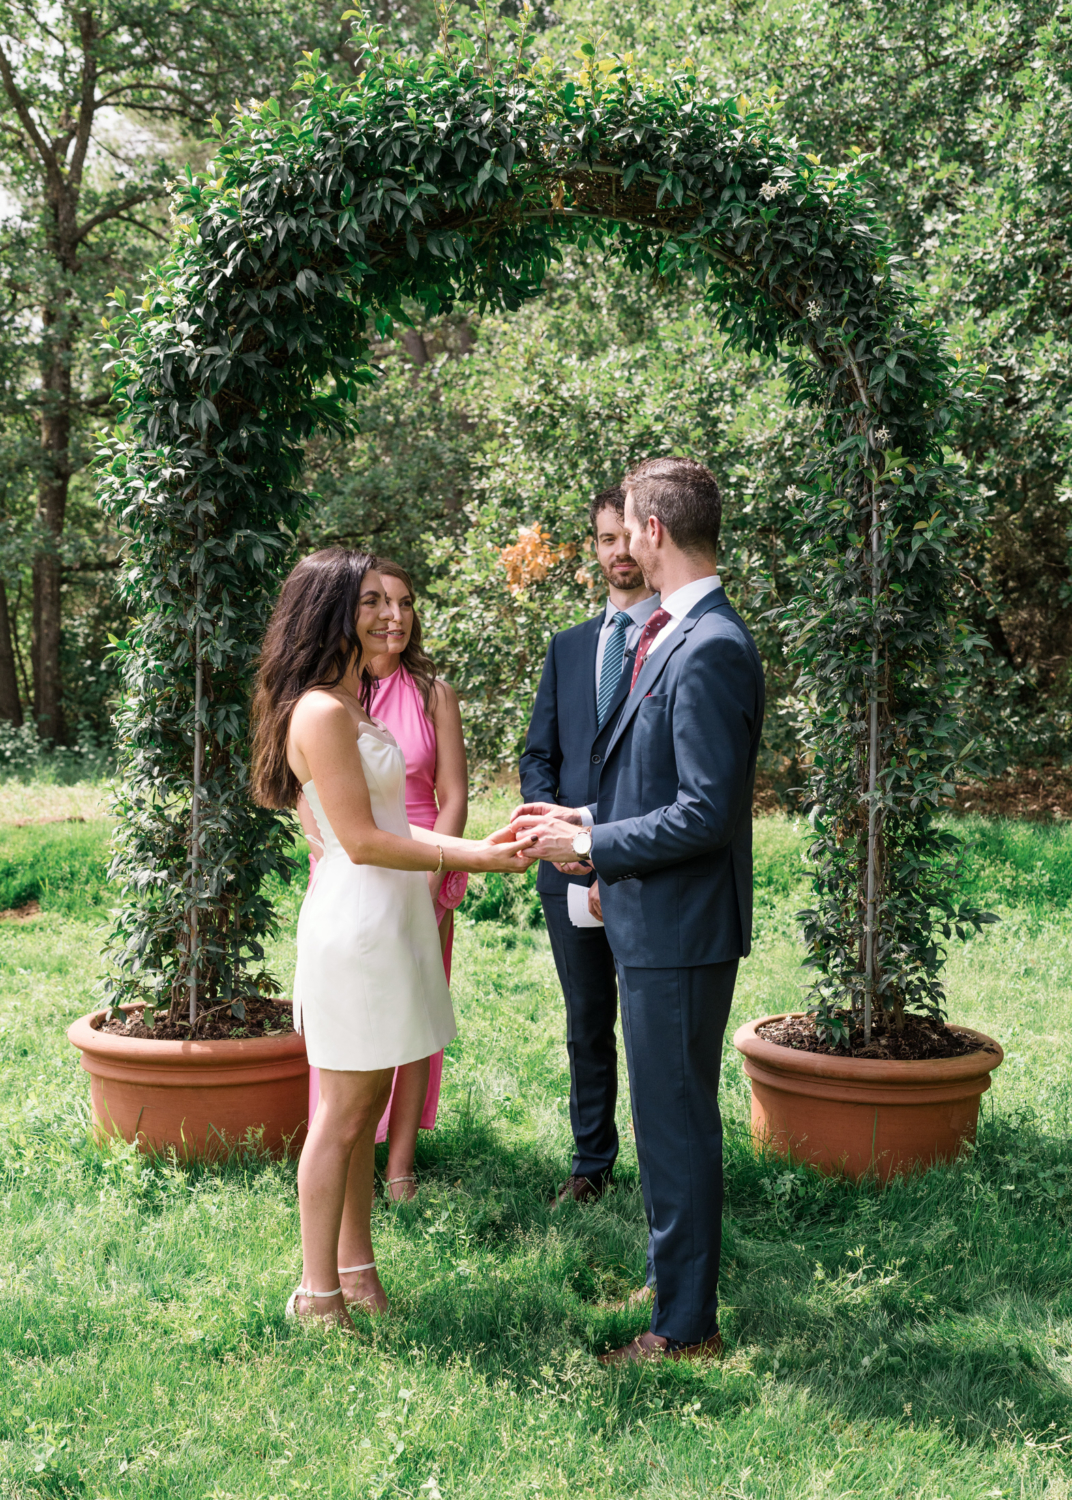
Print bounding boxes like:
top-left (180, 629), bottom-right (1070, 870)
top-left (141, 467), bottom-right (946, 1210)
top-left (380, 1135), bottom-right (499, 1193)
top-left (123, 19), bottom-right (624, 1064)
top-left (602, 588), bottom-right (729, 762)
top-left (603, 626), bottom-right (686, 760)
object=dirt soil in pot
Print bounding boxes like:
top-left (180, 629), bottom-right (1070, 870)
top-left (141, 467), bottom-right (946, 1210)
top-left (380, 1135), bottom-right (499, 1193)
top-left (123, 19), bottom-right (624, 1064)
top-left (758, 1012), bottom-right (997, 1062)
top-left (99, 998), bottom-right (296, 1042)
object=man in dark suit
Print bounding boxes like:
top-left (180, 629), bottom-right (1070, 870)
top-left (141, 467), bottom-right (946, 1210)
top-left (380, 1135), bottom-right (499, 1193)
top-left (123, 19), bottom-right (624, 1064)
top-left (513, 456), bottom-right (765, 1363)
top-left (519, 484), bottom-right (661, 1209)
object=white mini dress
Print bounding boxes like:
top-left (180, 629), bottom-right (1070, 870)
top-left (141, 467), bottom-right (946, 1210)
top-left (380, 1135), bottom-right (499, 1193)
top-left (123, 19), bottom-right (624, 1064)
top-left (292, 719), bottom-right (457, 1071)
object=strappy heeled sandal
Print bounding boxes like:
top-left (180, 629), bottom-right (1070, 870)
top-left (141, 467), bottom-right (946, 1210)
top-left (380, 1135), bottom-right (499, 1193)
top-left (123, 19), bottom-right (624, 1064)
top-left (338, 1260), bottom-right (381, 1310)
top-left (285, 1283), bottom-right (349, 1326)
top-left (384, 1173), bottom-right (416, 1202)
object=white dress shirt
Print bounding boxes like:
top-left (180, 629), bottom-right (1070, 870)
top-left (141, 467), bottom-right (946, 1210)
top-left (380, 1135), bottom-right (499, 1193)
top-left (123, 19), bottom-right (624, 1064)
top-left (645, 574), bottom-right (722, 656)
top-left (593, 592), bottom-right (662, 692)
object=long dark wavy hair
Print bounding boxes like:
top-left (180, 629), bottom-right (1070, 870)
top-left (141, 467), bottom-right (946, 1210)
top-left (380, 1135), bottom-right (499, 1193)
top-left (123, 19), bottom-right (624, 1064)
top-left (374, 558), bottom-right (439, 716)
top-left (250, 547), bottom-right (378, 809)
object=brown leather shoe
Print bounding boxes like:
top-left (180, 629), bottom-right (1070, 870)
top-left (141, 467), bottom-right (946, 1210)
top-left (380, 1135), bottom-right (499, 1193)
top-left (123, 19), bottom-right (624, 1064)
top-left (550, 1174), bottom-right (609, 1210)
top-left (598, 1329), bottom-right (723, 1365)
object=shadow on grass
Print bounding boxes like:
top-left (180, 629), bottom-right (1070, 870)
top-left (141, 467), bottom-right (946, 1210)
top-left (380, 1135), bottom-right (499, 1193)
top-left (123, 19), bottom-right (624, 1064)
top-left (355, 1104), bottom-right (1072, 1447)
top-left (28, 1089), bottom-right (1072, 1452)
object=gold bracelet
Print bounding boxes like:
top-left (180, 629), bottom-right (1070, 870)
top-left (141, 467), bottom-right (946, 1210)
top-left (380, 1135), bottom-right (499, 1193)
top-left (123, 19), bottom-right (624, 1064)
top-left (434, 845), bottom-right (445, 877)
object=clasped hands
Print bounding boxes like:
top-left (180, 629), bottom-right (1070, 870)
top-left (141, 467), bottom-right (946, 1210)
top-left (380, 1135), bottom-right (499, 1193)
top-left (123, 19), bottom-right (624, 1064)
top-left (482, 801), bottom-right (584, 867)
top-left (484, 803), bottom-right (602, 918)
top-left (488, 801), bottom-right (593, 873)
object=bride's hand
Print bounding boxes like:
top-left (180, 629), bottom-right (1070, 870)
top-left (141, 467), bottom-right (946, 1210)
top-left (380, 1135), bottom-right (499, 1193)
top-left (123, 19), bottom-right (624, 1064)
top-left (474, 829), bottom-right (537, 873)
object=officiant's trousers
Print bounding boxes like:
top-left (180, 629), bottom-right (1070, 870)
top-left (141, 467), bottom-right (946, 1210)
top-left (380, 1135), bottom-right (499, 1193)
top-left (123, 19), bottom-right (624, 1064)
top-left (616, 958), bottom-right (738, 1345)
top-left (541, 892), bottom-right (619, 1186)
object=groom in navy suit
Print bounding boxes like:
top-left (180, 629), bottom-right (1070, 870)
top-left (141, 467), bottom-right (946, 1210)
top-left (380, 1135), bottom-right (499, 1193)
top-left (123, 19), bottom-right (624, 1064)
top-left (519, 484), bottom-right (661, 1208)
top-left (513, 456), bottom-right (765, 1363)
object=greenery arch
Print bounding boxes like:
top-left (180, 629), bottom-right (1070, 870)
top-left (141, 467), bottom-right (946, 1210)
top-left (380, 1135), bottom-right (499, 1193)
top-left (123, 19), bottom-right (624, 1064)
top-left (99, 23), bottom-right (992, 1038)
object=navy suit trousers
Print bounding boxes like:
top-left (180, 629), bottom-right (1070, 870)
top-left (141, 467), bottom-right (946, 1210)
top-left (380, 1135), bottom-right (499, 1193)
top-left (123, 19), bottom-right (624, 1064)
top-left (541, 893), bottom-right (619, 1184)
top-left (616, 958), bottom-right (738, 1344)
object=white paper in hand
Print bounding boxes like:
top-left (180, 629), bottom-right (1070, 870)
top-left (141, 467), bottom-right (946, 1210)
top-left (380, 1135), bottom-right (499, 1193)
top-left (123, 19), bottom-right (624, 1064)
top-left (568, 880), bottom-right (604, 928)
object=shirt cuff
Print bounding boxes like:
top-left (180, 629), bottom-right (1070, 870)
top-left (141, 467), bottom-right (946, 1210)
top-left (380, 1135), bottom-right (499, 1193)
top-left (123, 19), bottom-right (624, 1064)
top-left (579, 805), bottom-right (594, 827)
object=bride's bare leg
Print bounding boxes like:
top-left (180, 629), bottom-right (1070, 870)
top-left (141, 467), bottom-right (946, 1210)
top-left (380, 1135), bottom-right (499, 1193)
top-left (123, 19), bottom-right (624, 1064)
top-left (336, 1111), bottom-right (392, 1312)
top-left (383, 1056), bottom-right (431, 1202)
top-left (296, 1065), bottom-right (392, 1325)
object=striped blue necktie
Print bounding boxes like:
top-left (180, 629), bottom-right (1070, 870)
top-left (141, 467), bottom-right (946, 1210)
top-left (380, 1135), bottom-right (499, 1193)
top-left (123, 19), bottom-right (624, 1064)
top-left (597, 610), bottom-right (633, 727)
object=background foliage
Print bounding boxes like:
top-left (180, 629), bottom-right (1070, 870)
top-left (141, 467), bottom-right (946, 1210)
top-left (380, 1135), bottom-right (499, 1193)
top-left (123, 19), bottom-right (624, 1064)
top-left (1, 0), bottom-right (1068, 779)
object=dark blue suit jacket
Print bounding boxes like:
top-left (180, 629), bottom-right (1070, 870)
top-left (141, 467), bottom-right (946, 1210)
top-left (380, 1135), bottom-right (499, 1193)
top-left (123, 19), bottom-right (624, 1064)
top-left (519, 612), bottom-right (634, 897)
top-left (590, 587), bottom-right (765, 968)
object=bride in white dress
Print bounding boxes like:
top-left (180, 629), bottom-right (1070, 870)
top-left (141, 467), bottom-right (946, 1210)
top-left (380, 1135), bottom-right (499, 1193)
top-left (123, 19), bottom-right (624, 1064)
top-left (251, 548), bottom-right (532, 1332)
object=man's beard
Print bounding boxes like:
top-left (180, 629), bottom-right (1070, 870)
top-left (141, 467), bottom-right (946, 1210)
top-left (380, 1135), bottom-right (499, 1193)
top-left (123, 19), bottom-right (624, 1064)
top-left (600, 559), bottom-right (645, 591)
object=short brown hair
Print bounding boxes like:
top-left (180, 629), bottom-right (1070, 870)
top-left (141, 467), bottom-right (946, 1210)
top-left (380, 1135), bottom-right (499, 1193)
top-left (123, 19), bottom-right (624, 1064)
top-left (589, 483), bottom-right (625, 535)
top-left (623, 457), bottom-right (721, 555)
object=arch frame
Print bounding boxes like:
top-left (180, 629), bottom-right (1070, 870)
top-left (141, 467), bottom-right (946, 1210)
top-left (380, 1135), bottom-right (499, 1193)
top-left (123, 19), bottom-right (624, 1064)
top-left (97, 36), bottom-right (991, 1036)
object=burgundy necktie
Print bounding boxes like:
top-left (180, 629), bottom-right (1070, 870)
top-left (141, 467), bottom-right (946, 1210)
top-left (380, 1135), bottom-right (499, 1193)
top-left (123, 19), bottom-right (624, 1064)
top-left (630, 608), bottom-right (671, 691)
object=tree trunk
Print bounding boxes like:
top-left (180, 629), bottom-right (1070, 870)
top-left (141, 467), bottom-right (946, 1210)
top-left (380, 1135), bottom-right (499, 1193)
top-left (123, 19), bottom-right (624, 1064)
top-left (32, 304), bottom-right (73, 741)
top-left (400, 328), bottom-right (429, 366)
top-left (32, 357), bottom-right (70, 740)
top-left (0, 579), bottom-right (23, 725)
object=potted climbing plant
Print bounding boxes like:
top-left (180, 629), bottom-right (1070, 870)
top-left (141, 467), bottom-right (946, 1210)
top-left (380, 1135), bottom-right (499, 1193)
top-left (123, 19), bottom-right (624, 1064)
top-left (733, 332), bottom-right (1003, 1179)
top-left (65, 454), bottom-right (311, 1158)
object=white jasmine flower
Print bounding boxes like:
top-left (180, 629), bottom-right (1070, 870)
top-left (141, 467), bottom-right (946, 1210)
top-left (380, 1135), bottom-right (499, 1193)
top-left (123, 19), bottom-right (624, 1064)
top-left (873, 426), bottom-right (891, 446)
top-left (785, 484), bottom-right (805, 501)
top-left (759, 181), bottom-right (778, 201)
top-left (806, 300), bottom-right (821, 318)
top-left (776, 179), bottom-right (792, 195)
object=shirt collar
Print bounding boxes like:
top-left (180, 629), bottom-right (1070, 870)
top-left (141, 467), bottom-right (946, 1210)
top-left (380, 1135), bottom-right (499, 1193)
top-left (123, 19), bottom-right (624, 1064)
top-left (604, 592), bottom-right (661, 626)
top-left (660, 574), bottom-right (722, 622)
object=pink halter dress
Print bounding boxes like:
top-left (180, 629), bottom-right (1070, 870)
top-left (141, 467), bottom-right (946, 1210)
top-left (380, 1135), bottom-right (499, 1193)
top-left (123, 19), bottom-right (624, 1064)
top-left (306, 665), bottom-right (468, 1138)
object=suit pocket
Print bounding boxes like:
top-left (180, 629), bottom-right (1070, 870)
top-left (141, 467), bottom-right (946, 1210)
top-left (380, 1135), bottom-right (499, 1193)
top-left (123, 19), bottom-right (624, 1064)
top-left (640, 694), bottom-right (668, 708)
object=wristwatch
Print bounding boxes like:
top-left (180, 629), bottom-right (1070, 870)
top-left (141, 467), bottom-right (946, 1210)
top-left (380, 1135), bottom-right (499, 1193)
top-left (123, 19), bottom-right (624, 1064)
top-left (572, 828), bottom-right (593, 862)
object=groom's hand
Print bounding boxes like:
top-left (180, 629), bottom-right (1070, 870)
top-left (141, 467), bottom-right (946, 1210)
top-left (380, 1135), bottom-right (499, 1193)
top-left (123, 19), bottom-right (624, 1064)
top-left (509, 801), bottom-right (584, 825)
top-left (509, 813), bottom-right (590, 866)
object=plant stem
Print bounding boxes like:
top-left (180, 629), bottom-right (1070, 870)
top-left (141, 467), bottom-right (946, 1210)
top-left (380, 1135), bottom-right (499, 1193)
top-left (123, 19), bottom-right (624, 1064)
top-left (864, 474), bottom-right (880, 1044)
top-left (189, 523), bottom-right (203, 1028)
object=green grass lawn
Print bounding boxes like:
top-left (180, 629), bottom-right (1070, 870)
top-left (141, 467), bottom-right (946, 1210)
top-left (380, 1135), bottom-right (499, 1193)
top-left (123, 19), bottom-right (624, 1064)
top-left (1, 794), bottom-right (1071, 1498)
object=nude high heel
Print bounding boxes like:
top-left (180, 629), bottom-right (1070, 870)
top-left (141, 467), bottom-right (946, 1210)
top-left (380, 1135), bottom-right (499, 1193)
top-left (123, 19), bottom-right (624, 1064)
top-left (338, 1260), bottom-right (386, 1312)
top-left (285, 1283), bottom-right (352, 1329)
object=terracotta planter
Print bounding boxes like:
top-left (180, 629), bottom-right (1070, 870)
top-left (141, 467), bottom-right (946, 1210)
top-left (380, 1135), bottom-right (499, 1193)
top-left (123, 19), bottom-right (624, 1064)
top-left (67, 1005), bottom-right (310, 1160)
top-left (732, 1013), bottom-right (1003, 1182)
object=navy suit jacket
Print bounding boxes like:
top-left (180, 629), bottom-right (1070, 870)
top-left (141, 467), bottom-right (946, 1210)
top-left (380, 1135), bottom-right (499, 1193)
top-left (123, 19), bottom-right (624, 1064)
top-left (519, 612), bottom-right (635, 897)
top-left (590, 587), bottom-right (765, 968)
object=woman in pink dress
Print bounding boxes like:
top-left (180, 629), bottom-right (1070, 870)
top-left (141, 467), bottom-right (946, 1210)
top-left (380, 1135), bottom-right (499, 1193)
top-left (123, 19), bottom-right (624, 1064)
top-left (300, 559), bottom-right (468, 1201)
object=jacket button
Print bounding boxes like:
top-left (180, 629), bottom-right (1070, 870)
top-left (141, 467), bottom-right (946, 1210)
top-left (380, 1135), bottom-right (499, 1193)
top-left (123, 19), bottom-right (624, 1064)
top-left (591, 753), bottom-right (601, 764)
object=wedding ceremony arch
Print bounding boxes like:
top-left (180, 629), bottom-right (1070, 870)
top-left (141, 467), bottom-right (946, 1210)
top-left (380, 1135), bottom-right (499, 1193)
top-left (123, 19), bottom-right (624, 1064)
top-left (97, 30), bottom-right (990, 1038)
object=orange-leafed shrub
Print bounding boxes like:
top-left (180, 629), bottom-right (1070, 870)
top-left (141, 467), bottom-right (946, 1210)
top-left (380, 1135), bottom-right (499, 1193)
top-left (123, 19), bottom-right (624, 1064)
top-left (499, 526), bottom-right (576, 595)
